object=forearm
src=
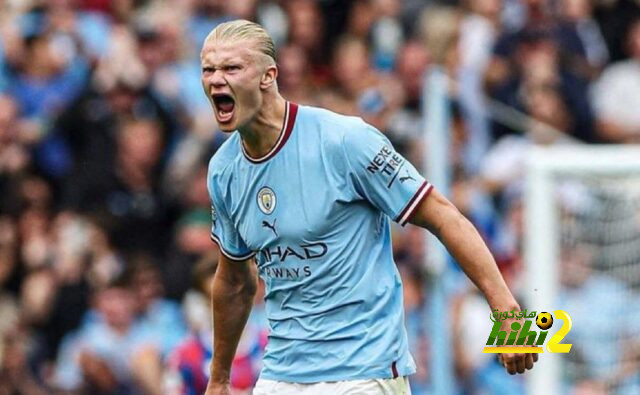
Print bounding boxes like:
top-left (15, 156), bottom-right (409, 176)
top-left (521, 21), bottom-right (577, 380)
top-left (596, 120), bottom-right (640, 143)
top-left (437, 211), bottom-right (518, 311)
top-left (209, 261), bottom-right (257, 384)
top-left (411, 190), bottom-right (518, 311)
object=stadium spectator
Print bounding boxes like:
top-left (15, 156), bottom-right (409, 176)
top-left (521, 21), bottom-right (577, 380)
top-left (0, 327), bottom-right (48, 395)
top-left (319, 34), bottom-right (404, 132)
top-left (62, 116), bottom-right (176, 258)
top-left (0, 94), bottom-right (31, 214)
top-left (165, 254), bottom-right (268, 395)
top-left (127, 256), bottom-right (187, 357)
top-left (591, 17), bottom-right (640, 143)
top-left (37, 212), bottom-right (93, 361)
top-left (163, 206), bottom-right (214, 300)
top-left (54, 25), bottom-right (179, 183)
top-left (478, 80), bottom-right (576, 213)
top-left (276, 43), bottom-right (318, 106)
top-left (486, 0), bottom-right (590, 85)
top-left (3, 18), bottom-right (89, 124)
top-left (44, 0), bottom-right (113, 63)
top-left (459, 0), bottom-right (502, 73)
top-left (165, 254), bottom-right (219, 395)
top-left (559, 0), bottom-right (609, 73)
top-left (284, 0), bottom-right (326, 77)
top-left (592, 0), bottom-right (640, 62)
top-left (558, 244), bottom-right (640, 394)
top-left (0, 217), bottom-right (20, 365)
top-left (53, 276), bottom-right (162, 394)
top-left (345, 0), bottom-right (377, 42)
top-left (131, 3), bottom-right (214, 130)
top-left (369, 0), bottom-right (406, 71)
top-left (0, 216), bottom-right (19, 293)
top-left (1, 7), bottom-right (94, 179)
top-left (487, 26), bottom-right (594, 142)
top-left (385, 40), bottom-right (430, 163)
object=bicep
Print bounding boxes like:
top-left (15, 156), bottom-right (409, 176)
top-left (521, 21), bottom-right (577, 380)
top-left (213, 252), bottom-right (257, 291)
top-left (406, 187), bottom-right (463, 237)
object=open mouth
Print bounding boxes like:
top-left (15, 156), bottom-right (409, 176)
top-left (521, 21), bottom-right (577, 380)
top-left (211, 94), bottom-right (235, 123)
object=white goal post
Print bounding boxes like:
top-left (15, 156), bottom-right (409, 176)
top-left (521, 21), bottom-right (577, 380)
top-left (524, 145), bottom-right (640, 395)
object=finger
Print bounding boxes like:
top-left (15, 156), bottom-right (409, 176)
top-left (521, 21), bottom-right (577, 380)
top-left (515, 355), bottom-right (526, 374)
top-left (533, 352), bottom-right (539, 363)
top-left (502, 355), bottom-right (517, 375)
top-left (505, 361), bottom-right (517, 375)
top-left (525, 354), bottom-right (534, 370)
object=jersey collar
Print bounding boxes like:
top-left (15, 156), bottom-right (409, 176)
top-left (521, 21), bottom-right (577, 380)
top-left (241, 101), bottom-right (299, 164)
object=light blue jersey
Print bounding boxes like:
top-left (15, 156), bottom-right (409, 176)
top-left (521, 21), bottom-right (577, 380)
top-left (207, 102), bottom-right (433, 383)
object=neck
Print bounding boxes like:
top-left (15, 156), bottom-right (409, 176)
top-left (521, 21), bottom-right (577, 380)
top-left (239, 93), bottom-right (287, 159)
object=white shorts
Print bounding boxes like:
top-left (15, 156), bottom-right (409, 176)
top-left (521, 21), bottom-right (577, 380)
top-left (252, 376), bottom-right (412, 395)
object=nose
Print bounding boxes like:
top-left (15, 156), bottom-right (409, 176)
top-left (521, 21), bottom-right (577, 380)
top-left (208, 69), bottom-right (227, 87)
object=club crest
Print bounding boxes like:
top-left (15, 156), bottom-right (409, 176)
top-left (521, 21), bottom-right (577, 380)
top-left (257, 187), bottom-right (276, 215)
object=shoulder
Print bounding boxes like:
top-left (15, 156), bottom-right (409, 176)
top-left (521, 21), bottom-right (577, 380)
top-left (298, 104), bottom-right (367, 135)
top-left (207, 133), bottom-right (241, 180)
top-left (598, 60), bottom-right (638, 83)
top-left (206, 134), bottom-right (242, 203)
top-left (592, 60), bottom-right (638, 104)
top-left (297, 104), bottom-right (379, 147)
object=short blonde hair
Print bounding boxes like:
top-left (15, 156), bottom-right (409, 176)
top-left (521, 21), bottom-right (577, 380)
top-left (204, 19), bottom-right (276, 64)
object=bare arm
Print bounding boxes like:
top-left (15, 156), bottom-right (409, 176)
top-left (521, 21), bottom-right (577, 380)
top-left (596, 120), bottom-right (640, 144)
top-left (408, 188), bottom-right (537, 374)
top-left (206, 253), bottom-right (258, 394)
top-left (408, 188), bottom-right (518, 312)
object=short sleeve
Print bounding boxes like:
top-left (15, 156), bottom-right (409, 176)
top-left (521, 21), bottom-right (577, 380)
top-left (53, 334), bottom-right (83, 390)
top-left (343, 122), bottom-right (434, 226)
top-left (208, 179), bottom-right (255, 261)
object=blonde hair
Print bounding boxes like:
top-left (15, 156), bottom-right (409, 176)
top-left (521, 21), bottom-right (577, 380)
top-left (204, 19), bottom-right (276, 64)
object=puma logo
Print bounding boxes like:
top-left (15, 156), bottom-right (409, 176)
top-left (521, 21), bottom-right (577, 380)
top-left (262, 219), bottom-right (278, 237)
top-left (399, 170), bottom-right (416, 183)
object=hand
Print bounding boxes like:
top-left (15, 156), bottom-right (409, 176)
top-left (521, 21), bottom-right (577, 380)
top-left (497, 316), bottom-right (539, 374)
top-left (498, 351), bottom-right (538, 374)
top-left (79, 352), bottom-right (118, 391)
top-left (204, 381), bottom-right (232, 395)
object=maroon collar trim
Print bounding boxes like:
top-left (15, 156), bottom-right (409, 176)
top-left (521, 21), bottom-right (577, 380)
top-left (242, 102), bottom-right (299, 164)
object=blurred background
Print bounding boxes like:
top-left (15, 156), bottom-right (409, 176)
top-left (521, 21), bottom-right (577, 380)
top-left (1, 0), bottom-right (640, 394)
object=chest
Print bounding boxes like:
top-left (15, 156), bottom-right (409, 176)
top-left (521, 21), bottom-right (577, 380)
top-left (224, 147), bottom-right (351, 253)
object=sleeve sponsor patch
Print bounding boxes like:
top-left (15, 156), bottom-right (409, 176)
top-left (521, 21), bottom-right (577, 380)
top-left (365, 144), bottom-right (407, 189)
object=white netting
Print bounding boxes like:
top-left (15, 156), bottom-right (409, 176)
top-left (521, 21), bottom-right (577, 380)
top-left (555, 175), bottom-right (640, 395)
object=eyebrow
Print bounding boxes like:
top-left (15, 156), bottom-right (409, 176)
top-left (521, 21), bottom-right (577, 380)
top-left (201, 56), bottom-right (246, 66)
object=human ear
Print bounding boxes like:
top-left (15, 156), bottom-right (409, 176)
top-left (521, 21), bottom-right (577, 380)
top-left (260, 65), bottom-right (278, 90)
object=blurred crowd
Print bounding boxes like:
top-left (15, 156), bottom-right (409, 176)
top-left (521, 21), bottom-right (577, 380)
top-left (1, 0), bottom-right (640, 394)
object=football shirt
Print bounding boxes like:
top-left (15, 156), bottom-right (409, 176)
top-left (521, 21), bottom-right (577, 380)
top-left (207, 102), bottom-right (433, 382)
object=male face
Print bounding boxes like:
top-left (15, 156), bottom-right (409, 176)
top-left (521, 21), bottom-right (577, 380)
top-left (97, 287), bottom-right (135, 330)
top-left (200, 38), bottom-right (270, 132)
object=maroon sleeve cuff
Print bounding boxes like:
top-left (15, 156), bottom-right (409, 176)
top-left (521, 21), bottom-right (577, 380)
top-left (395, 181), bottom-right (434, 226)
top-left (210, 233), bottom-right (256, 261)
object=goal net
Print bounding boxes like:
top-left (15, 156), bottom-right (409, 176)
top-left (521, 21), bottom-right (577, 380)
top-left (524, 145), bottom-right (640, 395)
